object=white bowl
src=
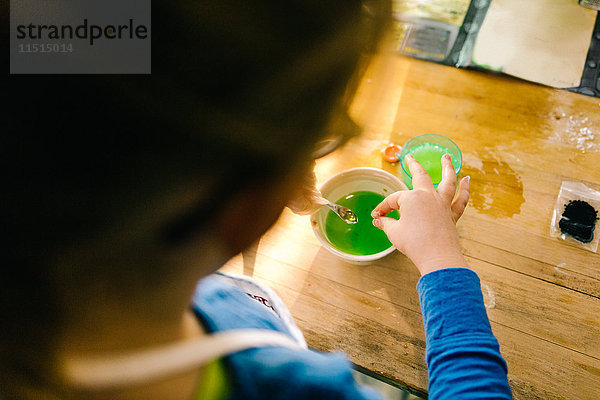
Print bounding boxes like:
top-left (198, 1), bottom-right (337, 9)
top-left (310, 167), bottom-right (406, 264)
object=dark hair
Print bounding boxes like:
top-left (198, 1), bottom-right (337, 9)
top-left (1, 0), bottom-right (389, 395)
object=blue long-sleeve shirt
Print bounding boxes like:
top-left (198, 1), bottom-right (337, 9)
top-left (417, 268), bottom-right (512, 399)
top-left (192, 267), bottom-right (512, 399)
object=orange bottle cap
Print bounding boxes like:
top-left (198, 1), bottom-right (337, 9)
top-left (382, 144), bottom-right (402, 163)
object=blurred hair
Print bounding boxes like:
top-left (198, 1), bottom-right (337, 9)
top-left (0, 0), bottom-right (390, 395)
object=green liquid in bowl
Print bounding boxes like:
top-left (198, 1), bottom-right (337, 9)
top-left (325, 191), bottom-right (399, 256)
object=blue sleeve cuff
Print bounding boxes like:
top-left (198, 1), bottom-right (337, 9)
top-left (417, 268), bottom-right (493, 343)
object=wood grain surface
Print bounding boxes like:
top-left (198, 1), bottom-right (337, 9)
top-left (220, 56), bottom-right (600, 399)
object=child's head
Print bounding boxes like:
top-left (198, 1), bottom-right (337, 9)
top-left (1, 0), bottom-right (390, 397)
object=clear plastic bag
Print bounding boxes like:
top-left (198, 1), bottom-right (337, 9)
top-left (550, 181), bottom-right (600, 253)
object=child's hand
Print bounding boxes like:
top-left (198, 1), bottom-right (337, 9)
top-left (287, 161), bottom-right (324, 216)
top-left (371, 154), bottom-right (470, 276)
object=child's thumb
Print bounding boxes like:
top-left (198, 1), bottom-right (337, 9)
top-left (372, 216), bottom-right (396, 234)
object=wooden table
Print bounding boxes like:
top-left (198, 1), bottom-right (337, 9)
top-left (220, 56), bottom-right (600, 400)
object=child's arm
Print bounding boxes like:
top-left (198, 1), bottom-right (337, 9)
top-left (372, 154), bottom-right (512, 399)
top-left (418, 268), bottom-right (512, 399)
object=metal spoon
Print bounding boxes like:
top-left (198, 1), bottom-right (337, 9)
top-left (315, 196), bottom-right (358, 224)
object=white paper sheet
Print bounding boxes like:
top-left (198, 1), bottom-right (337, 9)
top-left (472, 0), bottom-right (597, 88)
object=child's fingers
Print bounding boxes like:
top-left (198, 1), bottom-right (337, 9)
top-left (372, 216), bottom-right (398, 233)
top-left (371, 191), bottom-right (406, 218)
top-left (451, 176), bottom-right (471, 222)
top-left (437, 153), bottom-right (457, 204)
top-left (405, 154), bottom-right (434, 191)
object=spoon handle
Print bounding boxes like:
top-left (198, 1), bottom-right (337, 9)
top-left (325, 202), bottom-right (358, 224)
top-left (314, 194), bottom-right (357, 224)
top-left (313, 195), bottom-right (330, 206)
